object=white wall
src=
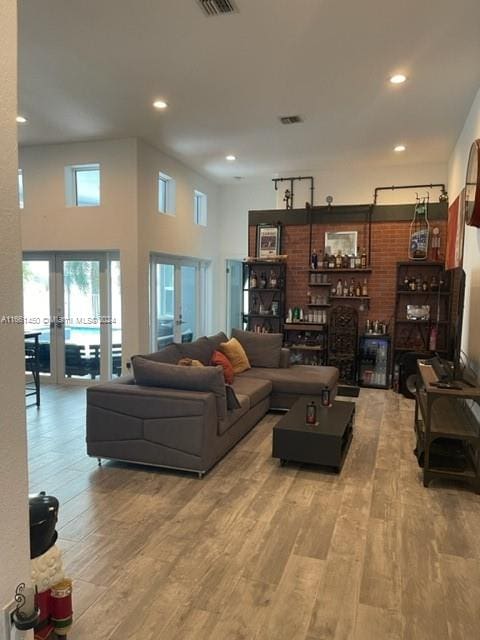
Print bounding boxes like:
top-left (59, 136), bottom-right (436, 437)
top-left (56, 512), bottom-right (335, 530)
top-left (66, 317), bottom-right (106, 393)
top-left (0, 0), bottom-right (32, 625)
top-left (272, 162), bottom-right (448, 208)
top-left (19, 138), bottom-right (141, 361)
top-left (19, 137), bottom-right (225, 362)
top-left (136, 139), bottom-right (222, 346)
top-left (448, 87), bottom-right (480, 374)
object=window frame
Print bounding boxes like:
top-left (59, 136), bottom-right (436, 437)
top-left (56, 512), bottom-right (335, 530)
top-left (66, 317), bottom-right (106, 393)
top-left (158, 171), bottom-right (175, 215)
top-left (65, 163), bottom-right (101, 208)
top-left (18, 168), bottom-right (24, 209)
top-left (193, 190), bottom-right (207, 226)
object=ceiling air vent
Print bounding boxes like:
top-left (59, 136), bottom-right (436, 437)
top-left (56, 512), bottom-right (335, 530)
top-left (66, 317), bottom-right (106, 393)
top-left (279, 115), bottom-right (303, 125)
top-left (197, 0), bottom-right (238, 17)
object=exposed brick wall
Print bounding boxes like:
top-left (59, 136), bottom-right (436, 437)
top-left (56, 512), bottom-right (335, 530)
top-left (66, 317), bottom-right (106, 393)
top-left (248, 220), bottom-right (448, 334)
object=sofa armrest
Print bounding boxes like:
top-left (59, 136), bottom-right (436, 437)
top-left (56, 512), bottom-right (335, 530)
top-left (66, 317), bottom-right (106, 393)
top-left (279, 348), bottom-right (291, 368)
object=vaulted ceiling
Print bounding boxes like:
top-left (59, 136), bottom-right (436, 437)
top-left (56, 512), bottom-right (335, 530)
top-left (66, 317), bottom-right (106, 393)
top-left (18, 0), bottom-right (480, 181)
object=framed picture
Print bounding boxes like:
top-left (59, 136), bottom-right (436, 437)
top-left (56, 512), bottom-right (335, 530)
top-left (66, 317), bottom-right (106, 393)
top-left (325, 231), bottom-right (358, 256)
top-left (446, 190), bottom-right (465, 269)
top-left (257, 224), bottom-right (282, 258)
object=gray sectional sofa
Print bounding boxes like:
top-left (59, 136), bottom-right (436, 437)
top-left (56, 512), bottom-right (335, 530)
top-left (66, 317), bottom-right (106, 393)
top-left (86, 330), bottom-right (339, 477)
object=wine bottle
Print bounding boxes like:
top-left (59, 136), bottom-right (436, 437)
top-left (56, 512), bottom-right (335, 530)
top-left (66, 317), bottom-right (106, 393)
top-left (306, 401), bottom-right (317, 425)
top-left (362, 278), bottom-right (368, 296)
top-left (361, 248), bottom-right (367, 268)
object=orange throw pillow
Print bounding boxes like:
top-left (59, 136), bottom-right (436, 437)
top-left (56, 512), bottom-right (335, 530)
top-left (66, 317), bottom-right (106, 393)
top-left (210, 350), bottom-right (234, 384)
top-left (219, 338), bottom-right (251, 375)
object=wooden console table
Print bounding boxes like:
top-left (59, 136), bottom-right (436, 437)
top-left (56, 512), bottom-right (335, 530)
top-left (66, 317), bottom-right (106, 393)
top-left (415, 361), bottom-right (480, 493)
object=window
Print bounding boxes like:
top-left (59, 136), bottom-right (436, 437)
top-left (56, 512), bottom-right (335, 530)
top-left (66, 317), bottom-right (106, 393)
top-left (194, 190), bottom-right (207, 226)
top-left (158, 172), bottom-right (175, 215)
top-left (65, 164), bottom-right (100, 207)
top-left (18, 169), bottom-right (24, 209)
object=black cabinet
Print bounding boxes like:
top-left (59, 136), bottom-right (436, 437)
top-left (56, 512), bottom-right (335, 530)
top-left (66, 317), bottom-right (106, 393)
top-left (243, 260), bottom-right (286, 333)
top-left (393, 262), bottom-right (451, 362)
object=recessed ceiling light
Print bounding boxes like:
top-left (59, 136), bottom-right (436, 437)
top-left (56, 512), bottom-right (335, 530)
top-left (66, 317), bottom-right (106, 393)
top-left (16, 115), bottom-right (27, 123)
top-left (225, 155), bottom-right (236, 161)
top-left (153, 100), bottom-right (168, 110)
top-left (390, 74), bottom-right (407, 85)
top-left (394, 144), bottom-right (406, 152)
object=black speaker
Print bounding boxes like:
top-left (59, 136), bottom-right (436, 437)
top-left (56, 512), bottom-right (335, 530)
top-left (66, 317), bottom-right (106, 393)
top-left (397, 351), bottom-right (431, 399)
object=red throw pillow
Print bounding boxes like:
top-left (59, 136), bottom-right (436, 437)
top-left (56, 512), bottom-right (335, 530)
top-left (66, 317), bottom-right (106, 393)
top-left (210, 350), bottom-right (234, 384)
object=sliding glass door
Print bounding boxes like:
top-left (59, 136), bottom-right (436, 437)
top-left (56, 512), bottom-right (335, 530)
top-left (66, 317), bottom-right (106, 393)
top-left (150, 255), bottom-right (208, 351)
top-left (226, 259), bottom-right (243, 334)
top-left (22, 252), bottom-right (121, 383)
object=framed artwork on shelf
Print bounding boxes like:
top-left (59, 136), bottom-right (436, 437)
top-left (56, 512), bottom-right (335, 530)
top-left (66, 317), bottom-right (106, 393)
top-left (325, 230), bottom-right (358, 256)
top-left (256, 223), bottom-right (282, 258)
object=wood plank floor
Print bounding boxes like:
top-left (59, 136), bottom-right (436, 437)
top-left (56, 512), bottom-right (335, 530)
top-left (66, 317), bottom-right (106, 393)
top-left (26, 385), bottom-right (480, 640)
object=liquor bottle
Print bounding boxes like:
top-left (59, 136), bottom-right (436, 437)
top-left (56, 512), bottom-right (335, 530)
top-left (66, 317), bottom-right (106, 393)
top-left (342, 254), bottom-right (349, 269)
top-left (355, 248), bottom-right (362, 268)
top-left (362, 278), bottom-right (368, 296)
top-left (361, 248), bottom-right (367, 268)
top-left (349, 278), bottom-right (355, 296)
top-left (250, 270), bottom-right (257, 288)
top-left (306, 400), bottom-right (317, 425)
top-left (323, 252), bottom-right (329, 269)
top-left (349, 254), bottom-right (356, 269)
top-left (336, 279), bottom-right (343, 296)
top-left (321, 389), bottom-right (330, 407)
top-left (430, 275), bottom-right (438, 291)
top-left (422, 278), bottom-right (428, 292)
top-left (331, 284), bottom-right (337, 297)
top-left (269, 269), bottom-right (277, 288)
top-left (343, 280), bottom-right (348, 297)
top-left (328, 253), bottom-right (335, 269)
top-left (311, 249), bottom-right (318, 270)
top-left (335, 251), bottom-right (342, 269)
top-left (259, 271), bottom-right (267, 288)
top-left (403, 274), bottom-right (409, 290)
top-left (355, 281), bottom-right (361, 297)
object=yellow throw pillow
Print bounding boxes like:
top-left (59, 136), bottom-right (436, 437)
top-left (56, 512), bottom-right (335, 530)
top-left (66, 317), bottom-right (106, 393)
top-left (219, 338), bottom-right (251, 374)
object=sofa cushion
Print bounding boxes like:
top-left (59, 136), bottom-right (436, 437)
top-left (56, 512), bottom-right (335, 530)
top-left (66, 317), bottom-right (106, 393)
top-left (219, 338), bottom-right (251, 374)
top-left (178, 336), bottom-right (217, 365)
top-left (231, 328), bottom-right (283, 368)
top-left (217, 393), bottom-right (250, 436)
top-left (131, 356), bottom-right (227, 419)
top-left (138, 343), bottom-right (181, 364)
top-left (207, 331), bottom-right (228, 350)
top-left (225, 384), bottom-right (242, 410)
top-left (210, 350), bottom-right (234, 384)
top-left (241, 365), bottom-right (339, 396)
top-left (231, 375), bottom-right (272, 407)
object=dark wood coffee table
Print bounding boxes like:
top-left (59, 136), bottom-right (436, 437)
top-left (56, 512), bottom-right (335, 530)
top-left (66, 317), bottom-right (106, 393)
top-left (272, 397), bottom-right (355, 473)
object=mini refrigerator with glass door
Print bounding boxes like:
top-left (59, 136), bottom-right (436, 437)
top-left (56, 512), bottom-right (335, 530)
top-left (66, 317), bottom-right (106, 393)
top-left (358, 335), bottom-right (391, 389)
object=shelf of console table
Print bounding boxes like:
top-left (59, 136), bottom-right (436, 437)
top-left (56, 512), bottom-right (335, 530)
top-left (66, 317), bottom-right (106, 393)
top-left (414, 362), bottom-right (480, 493)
